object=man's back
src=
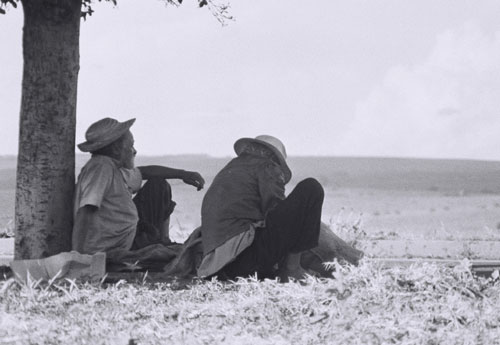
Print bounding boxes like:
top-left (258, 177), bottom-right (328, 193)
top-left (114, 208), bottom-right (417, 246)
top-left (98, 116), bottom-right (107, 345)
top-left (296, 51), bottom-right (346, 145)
top-left (200, 154), bottom-right (285, 254)
top-left (72, 155), bottom-right (140, 254)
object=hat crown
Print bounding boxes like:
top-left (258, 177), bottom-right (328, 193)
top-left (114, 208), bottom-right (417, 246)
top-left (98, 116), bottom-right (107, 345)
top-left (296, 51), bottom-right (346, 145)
top-left (85, 118), bottom-right (120, 141)
top-left (233, 134), bottom-right (292, 183)
top-left (254, 135), bottom-right (287, 160)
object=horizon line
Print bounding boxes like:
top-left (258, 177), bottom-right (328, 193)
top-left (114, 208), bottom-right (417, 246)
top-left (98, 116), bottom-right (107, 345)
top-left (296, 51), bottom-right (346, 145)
top-left (0, 153), bottom-right (499, 163)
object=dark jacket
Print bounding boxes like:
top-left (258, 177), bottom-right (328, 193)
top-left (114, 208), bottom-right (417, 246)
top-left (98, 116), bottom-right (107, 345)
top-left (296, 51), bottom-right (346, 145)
top-left (200, 153), bottom-right (286, 255)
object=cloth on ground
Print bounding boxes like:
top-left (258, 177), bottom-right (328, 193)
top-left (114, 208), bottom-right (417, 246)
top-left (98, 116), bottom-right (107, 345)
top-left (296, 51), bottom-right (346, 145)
top-left (10, 251), bottom-right (106, 283)
top-left (162, 227), bottom-right (204, 278)
top-left (300, 222), bottom-right (364, 277)
top-left (106, 243), bottom-right (182, 272)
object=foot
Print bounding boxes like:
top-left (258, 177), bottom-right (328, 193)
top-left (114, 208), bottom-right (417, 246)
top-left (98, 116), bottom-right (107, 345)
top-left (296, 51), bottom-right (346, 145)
top-left (278, 266), bottom-right (309, 283)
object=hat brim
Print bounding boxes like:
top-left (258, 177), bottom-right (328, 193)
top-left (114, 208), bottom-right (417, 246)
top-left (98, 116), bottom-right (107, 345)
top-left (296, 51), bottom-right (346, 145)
top-left (78, 118), bottom-right (136, 152)
top-left (234, 137), bottom-right (292, 184)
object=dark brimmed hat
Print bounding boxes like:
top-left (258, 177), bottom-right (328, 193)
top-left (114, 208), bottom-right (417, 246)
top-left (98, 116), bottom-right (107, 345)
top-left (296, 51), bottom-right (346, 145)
top-left (78, 117), bottom-right (136, 152)
top-left (234, 135), bottom-right (292, 183)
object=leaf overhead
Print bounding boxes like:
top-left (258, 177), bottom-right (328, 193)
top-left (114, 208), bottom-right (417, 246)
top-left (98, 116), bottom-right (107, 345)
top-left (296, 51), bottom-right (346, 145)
top-left (1, 0), bottom-right (232, 24)
top-left (0, 0), bottom-right (18, 14)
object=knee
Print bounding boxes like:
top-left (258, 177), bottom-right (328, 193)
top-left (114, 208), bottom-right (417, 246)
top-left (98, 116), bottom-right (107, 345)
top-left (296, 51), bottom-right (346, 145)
top-left (144, 177), bottom-right (169, 189)
top-left (296, 178), bottom-right (324, 200)
top-left (141, 177), bottom-right (172, 197)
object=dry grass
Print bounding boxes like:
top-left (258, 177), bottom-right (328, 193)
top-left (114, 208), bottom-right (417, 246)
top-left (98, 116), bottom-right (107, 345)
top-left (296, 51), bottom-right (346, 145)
top-left (1, 259), bottom-right (500, 345)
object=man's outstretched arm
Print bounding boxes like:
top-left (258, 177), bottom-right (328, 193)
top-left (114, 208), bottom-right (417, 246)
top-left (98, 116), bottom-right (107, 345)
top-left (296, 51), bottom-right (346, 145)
top-left (137, 165), bottom-right (205, 190)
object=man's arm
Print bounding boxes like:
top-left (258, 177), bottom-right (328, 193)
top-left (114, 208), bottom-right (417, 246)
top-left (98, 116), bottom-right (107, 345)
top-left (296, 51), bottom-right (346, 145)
top-left (72, 205), bottom-right (99, 254)
top-left (258, 161), bottom-right (287, 214)
top-left (137, 165), bottom-right (205, 190)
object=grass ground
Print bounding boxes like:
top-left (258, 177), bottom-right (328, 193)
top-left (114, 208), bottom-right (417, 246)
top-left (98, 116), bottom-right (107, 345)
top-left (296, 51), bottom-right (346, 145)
top-left (1, 260), bottom-right (500, 345)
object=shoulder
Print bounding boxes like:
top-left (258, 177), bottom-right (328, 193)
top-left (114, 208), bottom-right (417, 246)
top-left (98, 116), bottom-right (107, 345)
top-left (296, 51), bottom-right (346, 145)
top-left (79, 155), bottom-right (118, 182)
top-left (85, 155), bottom-right (117, 168)
top-left (75, 156), bottom-right (118, 206)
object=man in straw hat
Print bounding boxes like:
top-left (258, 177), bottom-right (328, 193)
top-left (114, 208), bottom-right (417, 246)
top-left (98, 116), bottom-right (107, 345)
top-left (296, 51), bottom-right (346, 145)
top-left (197, 135), bottom-right (328, 281)
top-left (165, 134), bottom-right (363, 280)
top-left (72, 117), bottom-right (205, 266)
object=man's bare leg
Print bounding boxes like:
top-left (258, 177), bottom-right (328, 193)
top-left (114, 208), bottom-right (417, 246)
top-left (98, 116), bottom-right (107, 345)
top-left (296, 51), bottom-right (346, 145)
top-left (278, 252), bottom-right (308, 281)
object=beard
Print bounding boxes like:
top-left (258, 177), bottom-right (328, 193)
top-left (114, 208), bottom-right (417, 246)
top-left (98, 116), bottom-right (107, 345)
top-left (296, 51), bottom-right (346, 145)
top-left (121, 150), bottom-right (136, 169)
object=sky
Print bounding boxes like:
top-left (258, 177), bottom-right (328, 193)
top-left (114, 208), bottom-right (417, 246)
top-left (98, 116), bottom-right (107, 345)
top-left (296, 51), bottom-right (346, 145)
top-left (1, 0), bottom-right (500, 159)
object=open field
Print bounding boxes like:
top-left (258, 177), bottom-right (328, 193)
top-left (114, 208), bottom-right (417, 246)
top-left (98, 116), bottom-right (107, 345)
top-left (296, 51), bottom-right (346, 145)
top-left (1, 155), bottom-right (500, 242)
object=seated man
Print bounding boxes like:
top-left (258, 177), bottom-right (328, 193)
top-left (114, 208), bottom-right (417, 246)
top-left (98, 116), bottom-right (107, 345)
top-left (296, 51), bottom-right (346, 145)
top-left (72, 117), bottom-right (205, 266)
top-left (197, 135), bottom-right (325, 281)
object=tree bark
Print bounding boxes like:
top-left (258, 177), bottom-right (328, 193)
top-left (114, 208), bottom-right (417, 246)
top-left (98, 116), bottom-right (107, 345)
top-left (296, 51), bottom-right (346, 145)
top-left (15, 0), bottom-right (81, 259)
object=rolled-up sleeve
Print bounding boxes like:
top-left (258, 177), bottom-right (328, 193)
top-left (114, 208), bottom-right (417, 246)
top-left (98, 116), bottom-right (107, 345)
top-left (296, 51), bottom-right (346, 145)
top-left (78, 163), bottom-right (113, 209)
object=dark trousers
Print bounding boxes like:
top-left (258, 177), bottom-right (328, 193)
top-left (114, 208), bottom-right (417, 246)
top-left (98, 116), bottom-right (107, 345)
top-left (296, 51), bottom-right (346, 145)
top-left (131, 177), bottom-right (176, 249)
top-left (219, 178), bottom-right (324, 280)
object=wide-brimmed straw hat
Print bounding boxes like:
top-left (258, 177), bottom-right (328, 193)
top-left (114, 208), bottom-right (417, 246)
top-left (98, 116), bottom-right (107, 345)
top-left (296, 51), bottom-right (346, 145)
top-left (234, 135), bottom-right (292, 183)
top-left (78, 117), bottom-right (136, 152)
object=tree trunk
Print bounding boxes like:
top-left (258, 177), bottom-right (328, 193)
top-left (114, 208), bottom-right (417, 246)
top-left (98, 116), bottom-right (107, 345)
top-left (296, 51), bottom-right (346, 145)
top-left (15, 0), bottom-right (81, 259)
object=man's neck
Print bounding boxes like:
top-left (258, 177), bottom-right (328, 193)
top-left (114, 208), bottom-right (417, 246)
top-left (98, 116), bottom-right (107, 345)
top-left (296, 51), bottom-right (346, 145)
top-left (92, 153), bottom-right (123, 167)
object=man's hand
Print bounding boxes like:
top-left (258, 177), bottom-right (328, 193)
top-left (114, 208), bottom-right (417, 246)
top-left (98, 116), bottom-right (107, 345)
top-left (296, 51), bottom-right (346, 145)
top-left (182, 171), bottom-right (205, 191)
